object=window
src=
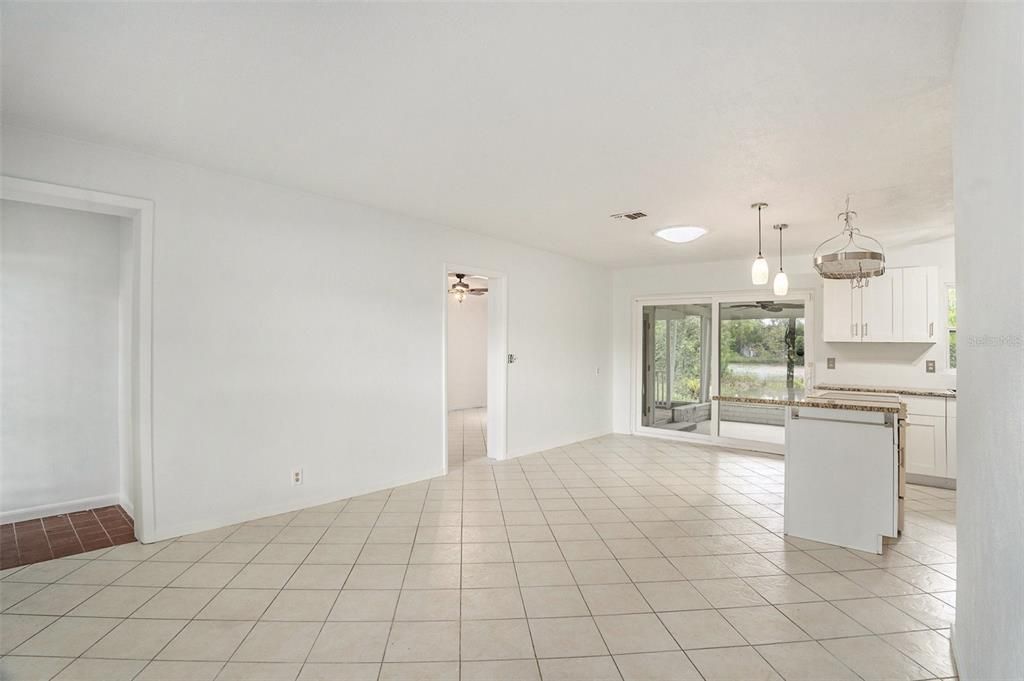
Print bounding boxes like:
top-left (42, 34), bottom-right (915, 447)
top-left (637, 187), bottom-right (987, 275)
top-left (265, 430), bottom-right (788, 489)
top-left (947, 285), bottom-right (957, 369)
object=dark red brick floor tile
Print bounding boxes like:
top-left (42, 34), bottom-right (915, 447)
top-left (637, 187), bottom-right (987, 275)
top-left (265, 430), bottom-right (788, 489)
top-left (13, 518), bottom-right (44, 529)
top-left (70, 520), bottom-right (103, 532)
top-left (104, 525), bottom-right (134, 537)
top-left (13, 524), bottom-right (46, 536)
top-left (1, 505), bottom-right (135, 569)
top-left (46, 528), bottom-right (78, 540)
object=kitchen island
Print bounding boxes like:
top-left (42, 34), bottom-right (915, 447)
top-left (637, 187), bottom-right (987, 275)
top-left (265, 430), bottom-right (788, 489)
top-left (714, 393), bottom-right (906, 554)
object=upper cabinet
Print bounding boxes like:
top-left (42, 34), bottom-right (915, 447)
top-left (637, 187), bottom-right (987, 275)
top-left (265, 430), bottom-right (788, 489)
top-left (822, 266), bottom-right (939, 343)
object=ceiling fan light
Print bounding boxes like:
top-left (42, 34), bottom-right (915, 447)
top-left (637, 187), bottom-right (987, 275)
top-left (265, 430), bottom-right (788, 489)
top-left (773, 270), bottom-right (790, 296)
top-left (751, 256), bottom-right (769, 285)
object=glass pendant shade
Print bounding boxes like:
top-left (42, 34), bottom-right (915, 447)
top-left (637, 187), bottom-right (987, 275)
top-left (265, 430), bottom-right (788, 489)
top-left (772, 223), bottom-right (789, 296)
top-left (751, 256), bottom-right (769, 285)
top-left (750, 202), bottom-right (770, 286)
top-left (773, 271), bottom-right (789, 296)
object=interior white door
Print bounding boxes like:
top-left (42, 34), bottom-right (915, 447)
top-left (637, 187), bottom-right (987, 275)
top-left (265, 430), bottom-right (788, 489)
top-left (860, 273), bottom-right (897, 341)
top-left (823, 279), bottom-right (857, 342)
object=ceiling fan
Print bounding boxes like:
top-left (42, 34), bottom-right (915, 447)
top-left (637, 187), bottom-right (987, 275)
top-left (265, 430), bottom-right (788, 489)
top-left (448, 273), bottom-right (488, 303)
top-left (730, 301), bottom-right (803, 313)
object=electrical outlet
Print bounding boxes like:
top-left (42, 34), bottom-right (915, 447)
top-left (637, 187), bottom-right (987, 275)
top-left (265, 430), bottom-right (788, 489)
top-left (826, 357), bottom-right (836, 370)
top-left (291, 469), bottom-right (303, 486)
top-left (925, 360), bottom-right (936, 373)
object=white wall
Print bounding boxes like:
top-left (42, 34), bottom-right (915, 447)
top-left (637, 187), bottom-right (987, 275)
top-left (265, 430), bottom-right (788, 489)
top-left (0, 126), bottom-right (613, 540)
top-left (611, 239), bottom-right (956, 433)
top-left (1, 200), bottom-right (126, 521)
top-left (446, 291), bottom-right (487, 410)
top-left (951, 3), bottom-right (1024, 678)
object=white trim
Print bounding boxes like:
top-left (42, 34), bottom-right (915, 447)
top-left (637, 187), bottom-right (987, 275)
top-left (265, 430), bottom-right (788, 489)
top-left (442, 264), bottom-right (509, 468)
top-left (1, 176), bottom-right (156, 543)
top-left (630, 288), bottom-right (815, 453)
top-left (151, 468), bottom-right (441, 542)
top-left (0, 495), bottom-right (123, 525)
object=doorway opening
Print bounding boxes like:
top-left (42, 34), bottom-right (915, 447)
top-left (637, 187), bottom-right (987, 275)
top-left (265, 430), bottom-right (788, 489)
top-left (443, 266), bottom-right (507, 472)
top-left (1, 177), bottom-right (155, 548)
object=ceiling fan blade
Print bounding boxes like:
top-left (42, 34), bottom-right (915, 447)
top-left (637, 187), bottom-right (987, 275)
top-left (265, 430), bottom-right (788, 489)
top-left (468, 288), bottom-right (488, 295)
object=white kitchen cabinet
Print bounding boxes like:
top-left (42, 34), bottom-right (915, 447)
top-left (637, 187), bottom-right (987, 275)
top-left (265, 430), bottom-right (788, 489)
top-left (822, 266), bottom-right (938, 343)
top-left (823, 279), bottom-right (858, 341)
top-left (860, 274), bottom-right (897, 341)
top-left (900, 267), bottom-right (939, 342)
top-left (945, 398), bottom-right (957, 479)
top-left (905, 414), bottom-right (947, 478)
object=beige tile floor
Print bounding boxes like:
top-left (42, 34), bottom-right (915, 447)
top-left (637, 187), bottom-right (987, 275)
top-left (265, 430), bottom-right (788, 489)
top-left (0, 409), bottom-right (958, 680)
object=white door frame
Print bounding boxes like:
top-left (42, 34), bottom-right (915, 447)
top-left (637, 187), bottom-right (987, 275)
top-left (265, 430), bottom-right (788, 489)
top-left (1, 176), bottom-right (156, 542)
top-left (631, 289), bottom-right (815, 455)
top-left (442, 263), bottom-right (508, 472)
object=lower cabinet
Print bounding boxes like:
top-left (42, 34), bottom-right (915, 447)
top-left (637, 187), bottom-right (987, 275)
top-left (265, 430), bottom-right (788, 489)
top-left (946, 400), bottom-right (957, 479)
top-left (905, 415), bottom-right (948, 478)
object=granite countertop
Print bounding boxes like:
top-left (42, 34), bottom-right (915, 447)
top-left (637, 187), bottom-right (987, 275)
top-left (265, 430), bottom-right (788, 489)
top-left (713, 394), bottom-right (906, 415)
top-left (813, 383), bottom-right (956, 399)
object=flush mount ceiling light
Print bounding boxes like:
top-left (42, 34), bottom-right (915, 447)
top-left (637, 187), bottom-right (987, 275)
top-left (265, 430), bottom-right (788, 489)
top-left (654, 226), bottom-right (707, 243)
top-left (750, 202), bottom-right (769, 285)
top-left (773, 223), bottom-right (790, 296)
top-left (813, 196), bottom-right (886, 289)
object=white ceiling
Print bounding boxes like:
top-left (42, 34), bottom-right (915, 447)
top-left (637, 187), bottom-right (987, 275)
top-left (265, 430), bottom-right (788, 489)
top-left (1, 2), bottom-right (963, 267)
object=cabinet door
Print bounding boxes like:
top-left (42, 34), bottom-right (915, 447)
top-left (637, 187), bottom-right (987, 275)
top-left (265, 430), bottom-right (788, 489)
top-left (823, 279), bottom-right (858, 341)
top-left (901, 266), bottom-right (937, 342)
top-left (860, 272), bottom-right (897, 341)
top-left (904, 414), bottom-right (947, 477)
top-left (945, 399), bottom-right (957, 479)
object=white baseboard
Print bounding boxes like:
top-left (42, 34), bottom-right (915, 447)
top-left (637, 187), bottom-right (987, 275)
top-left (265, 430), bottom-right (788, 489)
top-left (119, 495), bottom-right (135, 519)
top-left (146, 467), bottom-right (446, 544)
top-left (505, 429), bottom-right (613, 460)
top-left (906, 473), bottom-right (957, 490)
top-left (0, 494), bottom-right (122, 524)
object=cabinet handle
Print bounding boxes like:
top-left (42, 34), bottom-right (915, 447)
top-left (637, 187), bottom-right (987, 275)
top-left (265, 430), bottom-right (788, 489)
top-left (929, 322), bottom-right (934, 337)
top-left (863, 322), bottom-right (868, 337)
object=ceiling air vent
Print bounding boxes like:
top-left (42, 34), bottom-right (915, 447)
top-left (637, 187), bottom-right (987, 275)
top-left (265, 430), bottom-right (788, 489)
top-left (611, 211), bottom-right (647, 220)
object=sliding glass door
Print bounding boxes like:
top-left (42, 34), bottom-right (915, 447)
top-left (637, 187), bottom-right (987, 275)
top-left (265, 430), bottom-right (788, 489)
top-left (718, 300), bottom-right (805, 445)
top-left (635, 293), bottom-right (809, 449)
top-left (640, 303), bottom-right (713, 434)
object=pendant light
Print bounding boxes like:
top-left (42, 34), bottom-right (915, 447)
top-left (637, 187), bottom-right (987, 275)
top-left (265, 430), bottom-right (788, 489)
top-left (772, 223), bottom-right (789, 296)
top-left (812, 196), bottom-right (885, 288)
top-left (750, 202), bottom-right (769, 285)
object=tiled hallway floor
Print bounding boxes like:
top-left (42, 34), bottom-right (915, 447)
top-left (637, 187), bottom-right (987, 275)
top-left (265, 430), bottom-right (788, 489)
top-left (1, 507), bottom-right (136, 570)
top-left (0, 433), bottom-right (957, 681)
